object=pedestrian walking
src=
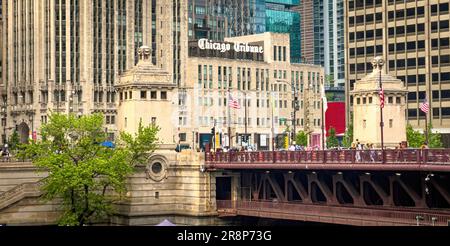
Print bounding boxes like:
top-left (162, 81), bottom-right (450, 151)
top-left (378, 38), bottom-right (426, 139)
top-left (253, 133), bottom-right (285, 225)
top-left (355, 139), bottom-right (362, 162)
top-left (367, 143), bottom-right (376, 162)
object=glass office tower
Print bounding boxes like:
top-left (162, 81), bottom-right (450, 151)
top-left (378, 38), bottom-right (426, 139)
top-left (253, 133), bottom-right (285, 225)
top-left (188, 0), bottom-right (266, 41)
top-left (187, 0), bottom-right (301, 63)
top-left (265, 0), bottom-right (301, 63)
top-left (312, 0), bottom-right (345, 87)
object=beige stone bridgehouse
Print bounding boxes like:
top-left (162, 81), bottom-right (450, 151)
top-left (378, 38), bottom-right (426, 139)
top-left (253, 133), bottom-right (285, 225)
top-left (118, 33), bottom-right (325, 150)
top-left (345, 1), bottom-right (450, 144)
top-left (351, 57), bottom-right (408, 148)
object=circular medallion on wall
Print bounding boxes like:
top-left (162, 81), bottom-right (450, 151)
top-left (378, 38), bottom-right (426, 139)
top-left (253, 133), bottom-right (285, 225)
top-left (145, 156), bottom-right (168, 182)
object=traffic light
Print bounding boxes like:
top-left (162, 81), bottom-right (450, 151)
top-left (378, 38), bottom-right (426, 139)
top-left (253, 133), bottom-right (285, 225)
top-left (284, 135), bottom-right (289, 149)
top-left (294, 100), bottom-right (300, 111)
top-left (211, 127), bottom-right (215, 136)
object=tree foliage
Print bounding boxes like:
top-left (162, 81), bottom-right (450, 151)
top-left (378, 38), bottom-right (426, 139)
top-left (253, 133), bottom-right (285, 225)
top-left (326, 127), bottom-right (339, 148)
top-left (342, 115), bottom-right (353, 148)
top-left (296, 131), bottom-right (308, 147)
top-left (19, 113), bottom-right (160, 226)
top-left (406, 124), bottom-right (442, 148)
top-left (8, 130), bottom-right (20, 151)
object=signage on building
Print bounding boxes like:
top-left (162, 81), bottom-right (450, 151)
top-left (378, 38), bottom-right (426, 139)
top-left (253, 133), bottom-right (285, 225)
top-left (198, 39), bottom-right (264, 54)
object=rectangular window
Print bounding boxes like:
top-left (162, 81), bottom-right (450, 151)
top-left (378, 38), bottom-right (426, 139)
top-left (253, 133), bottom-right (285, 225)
top-left (273, 46), bottom-right (277, 61)
top-left (141, 91), bottom-right (146, 99)
top-left (161, 91), bottom-right (167, 100)
top-left (151, 91), bottom-right (157, 99)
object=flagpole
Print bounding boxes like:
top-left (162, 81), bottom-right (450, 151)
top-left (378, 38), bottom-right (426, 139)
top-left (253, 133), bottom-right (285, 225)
top-left (377, 58), bottom-right (385, 163)
top-left (228, 88), bottom-right (231, 149)
top-left (322, 97), bottom-right (325, 150)
top-left (425, 110), bottom-right (429, 145)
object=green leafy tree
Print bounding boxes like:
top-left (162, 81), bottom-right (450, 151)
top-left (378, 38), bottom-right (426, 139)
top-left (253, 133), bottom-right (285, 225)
top-left (8, 130), bottom-right (20, 151)
top-left (406, 124), bottom-right (424, 148)
top-left (19, 113), bottom-right (160, 226)
top-left (296, 131), bottom-right (308, 147)
top-left (342, 115), bottom-right (354, 148)
top-left (406, 124), bottom-right (443, 148)
top-left (326, 127), bottom-right (339, 148)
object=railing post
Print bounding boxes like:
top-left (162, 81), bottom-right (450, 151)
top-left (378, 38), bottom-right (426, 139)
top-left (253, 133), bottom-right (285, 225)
top-left (423, 149), bottom-right (428, 164)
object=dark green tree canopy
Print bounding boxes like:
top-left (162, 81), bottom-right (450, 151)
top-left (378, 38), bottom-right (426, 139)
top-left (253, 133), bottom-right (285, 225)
top-left (406, 124), bottom-right (442, 148)
top-left (342, 115), bottom-right (353, 148)
top-left (20, 113), bottom-right (160, 226)
top-left (326, 127), bottom-right (339, 148)
top-left (296, 131), bottom-right (308, 147)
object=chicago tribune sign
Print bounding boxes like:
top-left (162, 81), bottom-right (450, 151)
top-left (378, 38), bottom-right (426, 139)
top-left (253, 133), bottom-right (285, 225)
top-left (198, 38), bottom-right (264, 54)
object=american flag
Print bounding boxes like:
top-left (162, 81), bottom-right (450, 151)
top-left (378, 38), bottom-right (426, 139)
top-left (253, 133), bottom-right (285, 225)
top-left (229, 94), bottom-right (241, 109)
top-left (420, 97), bottom-right (429, 114)
top-left (379, 88), bottom-right (385, 108)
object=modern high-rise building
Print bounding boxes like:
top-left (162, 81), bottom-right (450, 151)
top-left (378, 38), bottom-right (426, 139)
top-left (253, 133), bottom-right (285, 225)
top-left (299, 0), bottom-right (345, 88)
top-left (265, 0), bottom-right (301, 63)
top-left (297, 0), bottom-right (314, 64)
top-left (344, 0), bottom-right (450, 145)
top-left (0, 0), bottom-right (178, 143)
top-left (0, 0), bottom-right (310, 145)
top-left (187, 0), bottom-right (301, 64)
top-left (187, 0), bottom-right (266, 41)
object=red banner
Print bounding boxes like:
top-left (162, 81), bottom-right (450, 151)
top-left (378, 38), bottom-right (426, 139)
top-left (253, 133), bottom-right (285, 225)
top-left (325, 102), bottom-right (346, 136)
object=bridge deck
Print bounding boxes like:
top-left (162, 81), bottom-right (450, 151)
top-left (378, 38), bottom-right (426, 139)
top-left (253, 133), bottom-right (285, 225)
top-left (206, 149), bottom-right (450, 172)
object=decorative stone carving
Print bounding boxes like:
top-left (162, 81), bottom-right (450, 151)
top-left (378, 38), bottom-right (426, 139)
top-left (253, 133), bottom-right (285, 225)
top-left (138, 46), bottom-right (152, 62)
top-left (145, 155), bottom-right (168, 182)
top-left (371, 56), bottom-right (385, 71)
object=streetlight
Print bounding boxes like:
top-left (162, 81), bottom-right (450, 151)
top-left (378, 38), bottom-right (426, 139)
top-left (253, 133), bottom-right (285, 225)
top-left (237, 90), bottom-right (248, 146)
top-left (1, 103), bottom-right (6, 144)
top-left (277, 80), bottom-right (299, 144)
top-left (373, 57), bottom-right (386, 163)
top-left (28, 114), bottom-right (34, 141)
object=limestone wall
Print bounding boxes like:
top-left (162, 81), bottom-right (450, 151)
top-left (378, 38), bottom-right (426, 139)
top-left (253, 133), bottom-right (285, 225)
top-left (0, 151), bottom-right (229, 226)
top-left (0, 163), bottom-right (47, 194)
top-left (111, 150), bottom-right (221, 225)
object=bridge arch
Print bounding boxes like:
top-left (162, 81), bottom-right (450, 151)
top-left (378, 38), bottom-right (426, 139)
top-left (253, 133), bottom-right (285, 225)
top-left (336, 182), bottom-right (354, 205)
top-left (311, 182), bottom-right (327, 203)
top-left (363, 181), bottom-right (384, 206)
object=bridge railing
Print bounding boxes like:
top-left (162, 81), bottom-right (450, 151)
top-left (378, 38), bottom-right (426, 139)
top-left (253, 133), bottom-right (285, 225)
top-left (206, 149), bottom-right (450, 165)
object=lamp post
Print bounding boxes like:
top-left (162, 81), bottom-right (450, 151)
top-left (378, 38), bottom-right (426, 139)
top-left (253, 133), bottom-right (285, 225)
top-left (374, 57), bottom-right (386, 163)
top-left (278, 80), bottom-right (298, 143)
top-left (238, 90), bottom-right (248, 146)
top-left (28, 114), bottom-right (34, 141)
top-left (1, 104), bottom-right (6, 144)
